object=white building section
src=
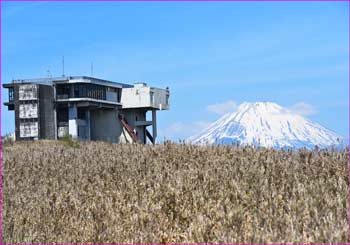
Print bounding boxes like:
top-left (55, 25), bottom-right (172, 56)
top-left (19, 103), bottom-right (38, 118)
top-left (68, 104), bottom-right (78, 139)
top-left (20, 122), bottom-right (38, 138)
top-left (58, 127), bottom-right (69, 138)
top-left (19, 84), bottom-right (38, 100)
top-left (121, 83), bottom-right (169, 110)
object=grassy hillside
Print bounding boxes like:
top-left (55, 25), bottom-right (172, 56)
top-left (2, 140), bottom-right (348, 243)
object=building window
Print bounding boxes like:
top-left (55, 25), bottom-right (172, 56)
top-left (57, 83), bottom-right (110, 101)
top-left (56, 85), bottom-right (70, 99)
top-left (57, 106), bottom-right (68, 125)
top-left (117, 90), bottom-right (121, 102)
top-left (74, 85), bottom-right (80, 98)
top-left (9, 88), bottom-right (14, 102)
top-left (78, 108), bottom-right (86, 120)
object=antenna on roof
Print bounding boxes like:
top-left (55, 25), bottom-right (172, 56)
top-left (91, 62), bottom-right (93, 77)
top-left (62, 56), bottom-right (65, 77)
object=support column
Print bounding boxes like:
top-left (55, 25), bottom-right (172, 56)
top-left (152, 110), bottom-right (157, 144)
top-left (54, 106), bottom-right (57, 140)
top-left (68, 104), bottom-right (78, 139)
top-left (53, 85), bottom-right (58, 140)
top-left (86, 109), bottom-right (91, 140)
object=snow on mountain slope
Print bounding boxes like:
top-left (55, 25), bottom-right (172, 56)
top-left (188, 102), bottom-right (344, 149)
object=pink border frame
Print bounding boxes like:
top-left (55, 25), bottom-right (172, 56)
top-left (0, 0), bottom-right (348, 2)
top-left (0, 0), bottom-right (349, 2)
top-left (0, 0), bottom-right (349, 244)
top-left (1, 0), bottom-right (3, 244)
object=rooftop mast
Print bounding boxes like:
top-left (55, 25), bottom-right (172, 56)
top-left (62, 56), bottom-right (65, 77)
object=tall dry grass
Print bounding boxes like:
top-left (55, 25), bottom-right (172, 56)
top-left (2, 140), bottom-right (348, 243)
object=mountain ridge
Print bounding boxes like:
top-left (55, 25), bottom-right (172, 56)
top-left (188, 102), bottom-right (344, 149)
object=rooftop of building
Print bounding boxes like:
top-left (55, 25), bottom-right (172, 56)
top-left (3, 76), bottom-right (134, 89)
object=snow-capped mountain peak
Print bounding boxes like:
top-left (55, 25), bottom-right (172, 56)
top-left (188, 102), bottom-right (344, 149)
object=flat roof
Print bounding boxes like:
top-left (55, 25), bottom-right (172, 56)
top-left (2, 76), bottom-right (133, 89)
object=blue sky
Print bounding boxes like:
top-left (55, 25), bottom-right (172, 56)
top-left (1, 1), bottom-right (349, 140)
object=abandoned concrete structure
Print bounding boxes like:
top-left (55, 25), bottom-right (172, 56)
top-left (3, 76), bottom-right (170, 144)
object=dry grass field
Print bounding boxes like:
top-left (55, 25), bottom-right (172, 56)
top-left (2, 140), bottom-right (349, 243)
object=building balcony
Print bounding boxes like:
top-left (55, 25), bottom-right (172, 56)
top-left (4, 101), bottom-right (14, 110)
top-left (134, 120), bottom-right (153, 127)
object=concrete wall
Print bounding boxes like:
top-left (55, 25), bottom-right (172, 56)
top-left (65, 105), bottom-right (150, 144)
top-left (90, 109), bottom-right (122, 143)
top-left (150, 87), bottom-right (170, 110)
top-left (77, 119), bottom-right (88, 140)
top-left (39, 85), bottom-right (55, 139)
top-left (89, 108), bottom-right (148, 144)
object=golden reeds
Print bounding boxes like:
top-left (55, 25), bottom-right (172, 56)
top-left (2, 140), bottom-right (348, 243)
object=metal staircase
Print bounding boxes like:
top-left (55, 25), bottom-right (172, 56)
top-left (118, 114), bottom-right (156, 144)
top-left (118, 114), bottom-right (139, 143)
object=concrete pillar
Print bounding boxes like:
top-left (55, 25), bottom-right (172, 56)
top-left (86, 109), bottom-right (91, 140)
top-left (68, 104), bottom-right (78, 139)
top-left (53, 85), bottom-right (58, 140)
top-left (53, 106), bottom-right (57, 140)
top-left (152, 110), bottom-right (157, 143)
top-left (70, 84), bottom-right (75, 98)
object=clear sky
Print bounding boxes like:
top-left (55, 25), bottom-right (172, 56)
top-left (1, 1), bottom-right (349, 141)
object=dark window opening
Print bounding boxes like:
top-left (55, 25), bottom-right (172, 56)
top-left (117, 90), bottom-right (121, 102)
top-left (56, 83), bottom-right (107, 101)
top-left (56, 85), bottom-right (70, 99)
top-left (57, 106), bottom-right (68, 126)
top-left (9, 88), bottom-right (14, 102)
top-left (78, 108), bottom-right (86, 120)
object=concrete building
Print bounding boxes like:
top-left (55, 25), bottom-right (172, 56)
top-left (3, 76), bottom-right (170, 144)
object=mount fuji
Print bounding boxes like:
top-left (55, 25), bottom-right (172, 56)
top-left (188, 102), bottom-right (345, 149)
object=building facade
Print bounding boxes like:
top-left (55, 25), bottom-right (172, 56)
top-left (3, 76), bottom-right (170, 144)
